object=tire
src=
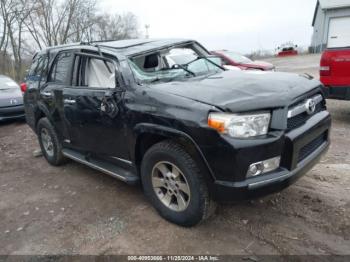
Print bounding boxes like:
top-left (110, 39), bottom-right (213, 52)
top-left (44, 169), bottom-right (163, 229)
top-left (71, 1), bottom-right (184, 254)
top-left (37, 117), bottom-right (66, 166)
top-left (141, 140), bottom-right (216, 227)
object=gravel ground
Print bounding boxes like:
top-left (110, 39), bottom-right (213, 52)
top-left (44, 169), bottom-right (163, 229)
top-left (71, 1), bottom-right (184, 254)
top-left (0, 54), bottom-right (349, 256)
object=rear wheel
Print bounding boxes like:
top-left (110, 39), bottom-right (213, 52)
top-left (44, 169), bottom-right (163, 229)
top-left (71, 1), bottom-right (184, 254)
top-left (37, 117), bottom-right (66, 166)
top-left (141, 140), bottom-right (216, 227)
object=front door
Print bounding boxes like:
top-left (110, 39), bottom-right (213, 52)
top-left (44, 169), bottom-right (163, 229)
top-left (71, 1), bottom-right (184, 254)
top-left (61, 52), bottom-right (129, 160)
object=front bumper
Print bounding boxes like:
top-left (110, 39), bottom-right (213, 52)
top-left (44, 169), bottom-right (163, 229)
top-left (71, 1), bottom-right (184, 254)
top-left (209, 111), bottom-right (331, 202)
top-left (322, 86), bottom-right (350, 100)
top-left (0, 105), bottom-right (25, 121)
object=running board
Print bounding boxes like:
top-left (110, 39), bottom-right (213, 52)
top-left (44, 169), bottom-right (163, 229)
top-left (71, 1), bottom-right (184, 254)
top-left (62, 148), bottom-right (139, 184)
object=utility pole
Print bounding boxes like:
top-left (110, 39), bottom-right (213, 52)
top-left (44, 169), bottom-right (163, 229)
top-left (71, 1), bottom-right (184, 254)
top-left (145, 24), bottom-right (150, 39)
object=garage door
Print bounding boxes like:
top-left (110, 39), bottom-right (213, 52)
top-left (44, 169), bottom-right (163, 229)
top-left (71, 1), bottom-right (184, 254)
top-left (327, 16), bottom-right (350, 48)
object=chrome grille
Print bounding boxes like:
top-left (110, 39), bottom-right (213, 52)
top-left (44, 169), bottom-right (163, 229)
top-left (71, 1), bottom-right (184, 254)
top-left (287, 94), bottom-right (325, 130)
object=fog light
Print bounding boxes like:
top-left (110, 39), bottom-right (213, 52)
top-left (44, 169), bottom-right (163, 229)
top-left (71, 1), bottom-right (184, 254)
top-left (247, 156), bottom-right (281, 177)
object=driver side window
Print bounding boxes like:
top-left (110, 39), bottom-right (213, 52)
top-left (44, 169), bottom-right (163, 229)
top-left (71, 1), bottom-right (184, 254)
top-left (85, 58), bottom-right (115, 88)
top-left (73, 54), bottom-right (117, 89)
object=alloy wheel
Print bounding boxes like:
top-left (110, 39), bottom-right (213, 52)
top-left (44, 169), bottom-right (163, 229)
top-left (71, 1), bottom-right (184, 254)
top-left (41, 128), bottom-right (54, 157)
top-left (151, 161), bottom-right (191, 212)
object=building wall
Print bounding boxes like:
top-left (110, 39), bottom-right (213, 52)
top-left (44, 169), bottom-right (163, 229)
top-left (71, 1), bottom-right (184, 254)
top-left (311, 7), bottom-right (350, 53)
top-left (311, 5), bottom-right (326, 53)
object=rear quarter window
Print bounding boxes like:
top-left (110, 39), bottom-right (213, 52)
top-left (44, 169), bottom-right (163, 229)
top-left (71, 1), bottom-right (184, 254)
top-left (27, 55), bottom-right (49, 83)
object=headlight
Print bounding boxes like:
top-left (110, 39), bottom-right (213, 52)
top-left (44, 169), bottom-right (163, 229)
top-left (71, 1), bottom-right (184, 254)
top-left (208, 112), bottom-right (271, 138)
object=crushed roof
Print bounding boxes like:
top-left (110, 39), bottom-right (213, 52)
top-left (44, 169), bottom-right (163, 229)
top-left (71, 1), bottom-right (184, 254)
top-left (98, 38), bottom-right (195, 56)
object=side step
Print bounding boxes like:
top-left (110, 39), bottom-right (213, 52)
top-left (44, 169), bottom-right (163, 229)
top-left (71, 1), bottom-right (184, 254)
top-left (62, 148), bottom-right (139, 184)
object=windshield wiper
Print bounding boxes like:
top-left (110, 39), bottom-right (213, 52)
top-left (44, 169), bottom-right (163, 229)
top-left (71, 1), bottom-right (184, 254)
top-left (171, 64), bottom-right (196, 77)
top-left (198, 56), bottom-right (226, 71)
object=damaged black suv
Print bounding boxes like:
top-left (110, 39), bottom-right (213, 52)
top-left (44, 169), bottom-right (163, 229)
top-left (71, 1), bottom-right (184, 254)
top-left (24, 39), bottom-right (331, 226)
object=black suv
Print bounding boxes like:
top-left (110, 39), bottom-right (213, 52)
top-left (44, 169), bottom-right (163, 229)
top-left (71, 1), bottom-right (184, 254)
top-left (24, 39), bottom-right (331, 226)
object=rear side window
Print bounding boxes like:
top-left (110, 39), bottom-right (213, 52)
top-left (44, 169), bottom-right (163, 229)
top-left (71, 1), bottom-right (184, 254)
top-left (28, 57), bottom-right (39, 80)
top-left (36, 55), bottom-right (49, 82)
top-left (49, 52), bottom-right (73, 84)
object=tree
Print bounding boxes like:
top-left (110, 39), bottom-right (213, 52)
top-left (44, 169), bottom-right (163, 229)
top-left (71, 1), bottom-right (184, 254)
top-left (23, 0), bottom-right (139, 48)
top-left (91, 12), bottom-right (139, 41)
top-left (0, 0), bottom-right (34, 80)
top-left (23, 0), bottom-right (97, 48)
top-left (0, 0), bottom-right (140, 81)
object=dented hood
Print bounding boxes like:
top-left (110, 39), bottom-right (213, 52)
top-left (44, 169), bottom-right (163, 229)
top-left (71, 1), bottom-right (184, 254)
top-left (151, 70), bottom-right (321, 112)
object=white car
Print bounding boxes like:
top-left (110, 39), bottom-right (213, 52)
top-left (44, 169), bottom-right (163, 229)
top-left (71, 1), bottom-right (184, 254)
top-left (0, 75), bottom-right (24, 121)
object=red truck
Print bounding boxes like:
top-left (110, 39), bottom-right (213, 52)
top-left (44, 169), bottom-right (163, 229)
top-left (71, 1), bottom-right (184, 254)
top-left (320, 48), bottom-right (350, 100)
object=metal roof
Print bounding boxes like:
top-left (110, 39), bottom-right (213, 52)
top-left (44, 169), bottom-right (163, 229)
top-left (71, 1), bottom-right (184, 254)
top-left (319, 0), bottom-right (350, 9)
top-left (312, 0), bottom-right (350, 26)
top-left (39, 38), bottom-right (197, 58)
top-left (98, 38), bottom-right (195, 56)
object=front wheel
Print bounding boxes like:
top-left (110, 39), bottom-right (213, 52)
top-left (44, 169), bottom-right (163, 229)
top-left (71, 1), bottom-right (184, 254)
top-left (141, 141), bottom-right (216, 227)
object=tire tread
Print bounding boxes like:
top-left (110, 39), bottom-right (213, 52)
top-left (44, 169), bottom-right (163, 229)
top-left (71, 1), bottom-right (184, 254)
top-left (142, 140), bottom-right (216, 226)
top-left (37, 117), bottom-right (66, 166)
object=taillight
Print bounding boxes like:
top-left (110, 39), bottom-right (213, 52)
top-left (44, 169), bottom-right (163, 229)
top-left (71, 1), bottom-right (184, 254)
top-left (320, 66), bottom-right (330, 76)
top-left (20, 83), bottom-right (27, 93)
top-left (320, 53), bottom-right (331, 76)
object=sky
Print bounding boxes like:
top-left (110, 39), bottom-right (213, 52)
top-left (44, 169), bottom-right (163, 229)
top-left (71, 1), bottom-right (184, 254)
top-left (100, 0), bottom-right (317, 54)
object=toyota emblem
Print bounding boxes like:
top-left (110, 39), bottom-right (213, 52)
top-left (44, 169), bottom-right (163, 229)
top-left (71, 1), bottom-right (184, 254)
top-left (305, 99), bottom-right (316, 115)
top-left (10, 99), bottom-right (18, 105)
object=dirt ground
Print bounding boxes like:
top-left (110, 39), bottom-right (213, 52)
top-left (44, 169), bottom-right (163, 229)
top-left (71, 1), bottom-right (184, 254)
top-left (0, 54), bottom-right (349, 256)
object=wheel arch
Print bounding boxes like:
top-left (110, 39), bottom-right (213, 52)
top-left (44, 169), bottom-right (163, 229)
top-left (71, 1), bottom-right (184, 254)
top-left (34, 102), bottom-right (61, 134)
top-left (133, 124), bottom-right (216, 184)
top-left (35, 102), bottom-right (51, 129)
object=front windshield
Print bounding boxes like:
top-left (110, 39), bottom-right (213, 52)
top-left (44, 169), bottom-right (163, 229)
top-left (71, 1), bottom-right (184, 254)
top-left (128, 44), bottom-right (224, 84)
top-left (222, 51), bottom-right (252, 64)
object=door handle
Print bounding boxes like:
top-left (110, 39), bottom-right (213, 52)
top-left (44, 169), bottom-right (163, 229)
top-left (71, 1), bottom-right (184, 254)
top-left (64, 99), bottom-right (76, 105)
top-left (41, 91), bottom-right (52, 98)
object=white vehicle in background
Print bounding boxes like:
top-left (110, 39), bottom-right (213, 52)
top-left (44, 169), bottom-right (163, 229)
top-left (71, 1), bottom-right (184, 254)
top-left (276, 42), bottom-right (299, 57)
top-left (0, 75), bottom-right (25, 121)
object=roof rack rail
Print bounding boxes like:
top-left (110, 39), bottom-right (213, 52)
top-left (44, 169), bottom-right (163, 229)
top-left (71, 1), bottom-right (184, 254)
top-left (80, 39), bottom-right (119, 45)
top-left (79, 39), bottom-right (157, 50)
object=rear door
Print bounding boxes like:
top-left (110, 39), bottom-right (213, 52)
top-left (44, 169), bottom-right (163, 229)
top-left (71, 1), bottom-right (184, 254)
top-left (62, 52), bottom-right (129, 160)
top-left (40, 51), bottom-right (74, 138)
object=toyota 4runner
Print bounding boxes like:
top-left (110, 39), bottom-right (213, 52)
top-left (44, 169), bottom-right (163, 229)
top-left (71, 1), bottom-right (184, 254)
top-left (24, 39), bottom-right (331, 226)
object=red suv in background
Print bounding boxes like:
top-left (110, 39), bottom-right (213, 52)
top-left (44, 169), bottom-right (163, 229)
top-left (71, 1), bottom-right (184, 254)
top-left (320, 47), bottom-right (350, 100)
top-left (212, 50), bottom-right (275, 71)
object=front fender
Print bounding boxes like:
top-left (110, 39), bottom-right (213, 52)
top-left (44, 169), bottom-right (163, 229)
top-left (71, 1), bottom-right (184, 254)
top-left (132, 123), bottom-right (216, 182)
